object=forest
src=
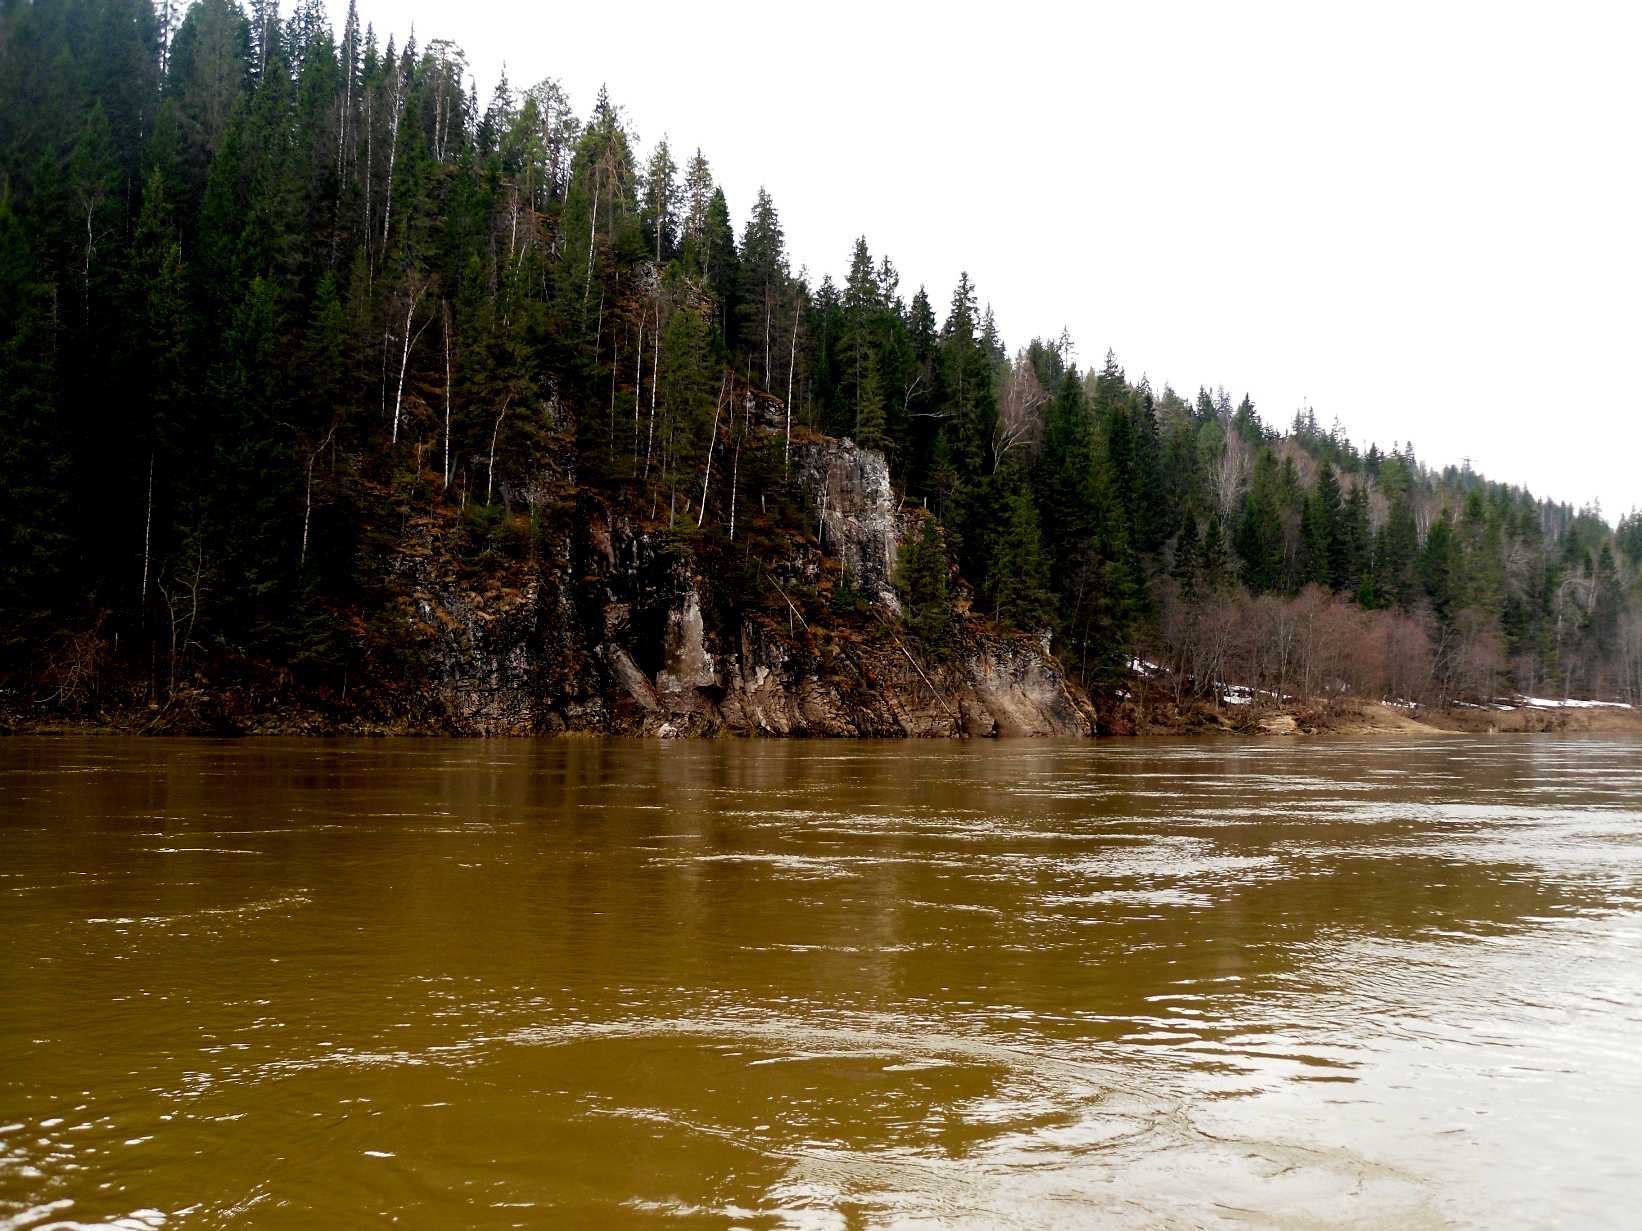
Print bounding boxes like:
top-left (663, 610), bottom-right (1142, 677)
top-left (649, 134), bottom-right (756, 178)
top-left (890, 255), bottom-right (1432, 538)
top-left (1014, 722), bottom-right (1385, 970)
top-left (2, 0), bottom-right (1640, 727)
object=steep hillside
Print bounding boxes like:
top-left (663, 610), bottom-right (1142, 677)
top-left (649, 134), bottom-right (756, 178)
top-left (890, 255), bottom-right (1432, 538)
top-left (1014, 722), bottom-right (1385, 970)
top-left (1, 0), bottom-right (1637, 732)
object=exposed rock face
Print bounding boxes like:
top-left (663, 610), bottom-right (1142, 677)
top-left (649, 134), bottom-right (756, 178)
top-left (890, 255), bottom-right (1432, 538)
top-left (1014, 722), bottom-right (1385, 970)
top-left (396, 435), bottom-right (1090, 738)
top-left (607, 646), bottom-right (659, 713)
top-left (409, 582), bottom-right (546, 736)
top-left (962, 641), bottom-right (1089, 737)
top-left (656, 589), bottom-right (715, 693)
top-left (795, 438), bottom-right (904, 613)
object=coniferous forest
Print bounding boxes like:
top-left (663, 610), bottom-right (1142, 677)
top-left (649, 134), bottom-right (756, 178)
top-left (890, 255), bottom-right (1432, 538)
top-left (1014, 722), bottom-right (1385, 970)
top-left (3, 0), bottom-right (1640, 731)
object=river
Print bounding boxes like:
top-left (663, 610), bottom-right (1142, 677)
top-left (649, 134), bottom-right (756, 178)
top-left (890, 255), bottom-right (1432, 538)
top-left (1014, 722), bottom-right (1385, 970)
top-left (2, 736), bottom-right (1640, 1228)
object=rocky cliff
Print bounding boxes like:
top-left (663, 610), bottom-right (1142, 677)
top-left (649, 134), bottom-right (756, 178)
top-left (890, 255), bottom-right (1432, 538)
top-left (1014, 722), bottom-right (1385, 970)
top-left (398, 434), bottom-right (1091, 738)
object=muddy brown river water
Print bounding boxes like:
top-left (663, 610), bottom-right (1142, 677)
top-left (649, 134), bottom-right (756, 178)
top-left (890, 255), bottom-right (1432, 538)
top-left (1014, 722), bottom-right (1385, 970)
top-left (2, 736), bottom-right (1640, 1228)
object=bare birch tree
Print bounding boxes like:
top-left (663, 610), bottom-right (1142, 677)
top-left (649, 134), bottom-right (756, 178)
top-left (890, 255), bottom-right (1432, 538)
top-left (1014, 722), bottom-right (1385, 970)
top-left (1212, 429), bottom-right (1252, 524)
top-left (486, 394), bottom-right (512, 505)
top-left (390, 273), bottom-right (432, 445)
top-left (994, 351), bottom-right (1049, 471)
top-left (441, 300), bottom-right (453, 487)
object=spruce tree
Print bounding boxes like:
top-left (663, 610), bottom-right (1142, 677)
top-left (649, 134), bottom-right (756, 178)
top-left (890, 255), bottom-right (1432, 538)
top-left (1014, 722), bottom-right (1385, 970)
top-left (1301, 492), bottom-right (1332, 588)
top-left (988, 477), bottom-right (1055, 630)
top-left (0, 192), bottom-right (70, 655)
top-left (940, 272), bottom-right (993, 482)
top-left (702, 188), bottom-right (739, 345)
top-left (896, 517), bottom-right (952, 648)
top-left (737, 187), bottom-right (786, 385)
top-left (839, 236), bottom-right (878, 413)
top-left (1200, 514), bottom-right (1231, 589)
top-left (1377, 493), bottom-right (1421, 609)
top-left (1314, 460), bottom-right (1343, 583)
top-left (854, 351), bottom-right (887, 453)
top-left (1235, 450), bottom-right (1285, 593)
top-left (1173, 509), bottom-right (1201, 596)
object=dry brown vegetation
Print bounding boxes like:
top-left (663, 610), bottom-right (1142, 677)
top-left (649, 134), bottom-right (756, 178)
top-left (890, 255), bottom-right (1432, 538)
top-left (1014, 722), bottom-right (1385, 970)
top-left (1144, 581), bottom-right (1506, 712)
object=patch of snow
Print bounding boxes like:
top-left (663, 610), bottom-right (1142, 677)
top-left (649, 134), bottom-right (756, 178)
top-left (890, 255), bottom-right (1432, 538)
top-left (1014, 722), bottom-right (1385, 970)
top-left (1516, 696), bottom-right (1633, 710)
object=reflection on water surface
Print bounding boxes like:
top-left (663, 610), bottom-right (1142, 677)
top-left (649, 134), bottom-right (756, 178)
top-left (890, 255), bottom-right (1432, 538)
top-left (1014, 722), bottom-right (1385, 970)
top-left (2, 736), bottom-right (1640, 1228)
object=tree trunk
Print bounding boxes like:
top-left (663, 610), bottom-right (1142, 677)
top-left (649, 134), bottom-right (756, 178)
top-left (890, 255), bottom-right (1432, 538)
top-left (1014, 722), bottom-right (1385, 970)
top-left (697, 377), bottom-right (727, 528)
top-left (363, 92), bottom-right (373, 270)
top-left (784, 308), bottom-right (797, 471)
top-left (140, 450), bottom-right (154, 611)
top-left (729, 402), bottom-right (741, 542)
top-left (380, 71), bottom-right (403, 251)
top-left (391, 282), bottom-right (426, 444)
top-left (441, 301), bottom-right (453, 488)
top-left (486, 394), bottom-right (512, 505)
top-left (302, 424), bottom-right (338, 567)
top-left (644, 311), bottom-right (660, 479)
top-left (632, 312), bottom-right (644, 474)
top-left (583, 178), bottom-right (599, 312)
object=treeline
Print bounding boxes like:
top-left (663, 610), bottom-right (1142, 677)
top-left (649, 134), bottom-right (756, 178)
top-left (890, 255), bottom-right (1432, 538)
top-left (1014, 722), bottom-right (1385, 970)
top-left (1, 0), bottom-right (1638, 713)
top-left (1142, 417), bottom-right (1642, 706)
top-left (1157, 586), bottom-right (1492, 712)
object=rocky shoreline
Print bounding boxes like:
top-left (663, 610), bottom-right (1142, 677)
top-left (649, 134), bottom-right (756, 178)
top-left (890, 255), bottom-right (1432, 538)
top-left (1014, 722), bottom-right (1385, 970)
top-left (7, 427), bottom-right (1636, 742)
top-left (9, 690), bottom-right (1637, 740)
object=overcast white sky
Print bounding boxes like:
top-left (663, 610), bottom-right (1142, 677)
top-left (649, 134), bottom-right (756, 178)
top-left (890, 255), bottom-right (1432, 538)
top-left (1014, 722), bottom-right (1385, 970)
top-left (338, 0), bottom-right (1639, 518)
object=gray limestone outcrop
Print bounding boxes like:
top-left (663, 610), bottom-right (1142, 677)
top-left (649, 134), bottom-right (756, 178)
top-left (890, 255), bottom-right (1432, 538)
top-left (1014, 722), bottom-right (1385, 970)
top-left (794, 438), bottom-right (905, 613)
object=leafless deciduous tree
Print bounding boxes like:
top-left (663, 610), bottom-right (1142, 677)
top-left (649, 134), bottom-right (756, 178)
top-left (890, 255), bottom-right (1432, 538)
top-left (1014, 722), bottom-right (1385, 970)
top-left (1211, 429), bottom-right (1251, 525)
top-left (41, 613), bottom-right (111, 712)
top-left (994, 351), bottom-right (1048, 471)
top-left (379, 51), bottom-right (406, 251)
top-left (441, 301), bottom-right (453, 488)
top-left (1149, 580), bottom-right (1446, 711)
top-left (301, 423), bottom-right (339, 568)
top-left (485, 393), bottom-right (512, 505)
top-left (389, 273), bottom-right (432, 444)
top-left (157, 543), bottom-right (208, 698)
top-left (698, 375), bottom-right (729, 527)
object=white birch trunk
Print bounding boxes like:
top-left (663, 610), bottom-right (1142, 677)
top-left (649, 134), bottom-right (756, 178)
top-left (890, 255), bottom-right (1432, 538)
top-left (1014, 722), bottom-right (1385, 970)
top-left (784, 310), bottom-right (798, 471)
top-left (301, 425), bottom-right (338, 568)
top-left (363, 92), bottom-right (372, 267)
top-left (380, 70), bottom-right (403, 251)
top-left (697, 377), bottom-right (726, 528)
top-left (391, 283), bottom-right (424, 444)
top-left (487, 394), bottom-right (512, 505)
top-left (633, 312), bottom-right (644, 472)
top-left (728, 403), bottom-right (741, 542)
top-left (140, 450), bottom-right (154, 608)
top-left (441, 301), bottom-right (452, 488)
top-left (583, 178), bottom-right (600, 307)
top-left (336, 43), bottom-right (351, 182)
top-left (644, 312), bottom-right (660, 479)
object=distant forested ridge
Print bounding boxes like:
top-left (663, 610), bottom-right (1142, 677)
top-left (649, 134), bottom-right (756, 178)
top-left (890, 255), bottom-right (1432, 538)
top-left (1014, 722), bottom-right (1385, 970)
top-left (2, 0), bottom-right (1639, 728)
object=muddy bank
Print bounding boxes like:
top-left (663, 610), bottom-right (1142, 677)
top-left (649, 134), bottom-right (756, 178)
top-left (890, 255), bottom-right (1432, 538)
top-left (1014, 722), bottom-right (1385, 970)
top-left (1128, 693), bottom-right (1642, 739)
